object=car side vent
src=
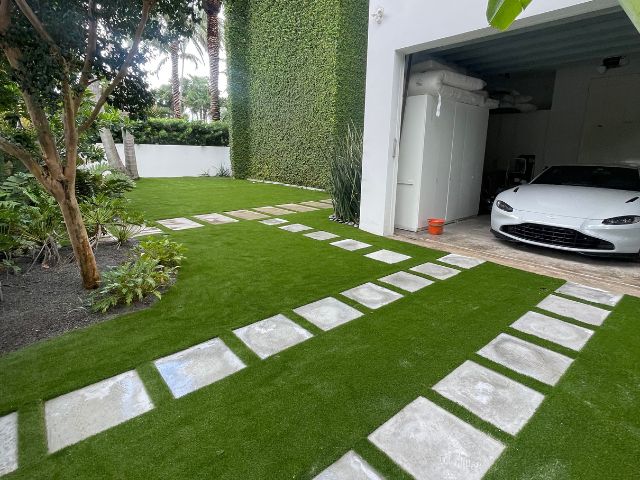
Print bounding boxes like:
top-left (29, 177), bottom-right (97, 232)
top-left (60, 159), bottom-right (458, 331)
top-left (626, 196), bottom-right (639, 203)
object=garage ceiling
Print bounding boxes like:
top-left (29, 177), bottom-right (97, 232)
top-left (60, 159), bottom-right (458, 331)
top-left (419, 7), bottom-right (640, 76)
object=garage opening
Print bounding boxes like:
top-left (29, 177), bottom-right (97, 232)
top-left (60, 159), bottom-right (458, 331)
top-left (393, 6), bottom-right (640, 294)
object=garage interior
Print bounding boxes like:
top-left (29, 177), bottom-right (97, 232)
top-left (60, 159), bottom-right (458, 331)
top-left (393, 6), bottom-right (640, 295)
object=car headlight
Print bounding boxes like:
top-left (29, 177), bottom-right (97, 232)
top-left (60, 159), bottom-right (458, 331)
top-left (496, 200), bottom-right (514, 212)
top-left (602, 215), bottom-right (640, 225)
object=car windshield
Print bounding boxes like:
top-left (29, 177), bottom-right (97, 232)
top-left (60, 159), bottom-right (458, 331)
top-left (532, 165), bottom-right (640, 191)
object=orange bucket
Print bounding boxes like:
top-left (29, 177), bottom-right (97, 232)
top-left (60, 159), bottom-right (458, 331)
top-left (427, 218), bottom-right (445, 235)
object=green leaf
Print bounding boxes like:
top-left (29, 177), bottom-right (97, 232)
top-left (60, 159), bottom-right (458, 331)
top-left (486, 0), bottom-right (533, 30)
top-left (619, 0), bottom-right (640, 33)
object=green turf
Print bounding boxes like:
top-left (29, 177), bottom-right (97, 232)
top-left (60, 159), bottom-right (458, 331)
top-left (126, 177), bottom-right (328, 220)
top-left (2, 179), bottom-right (638, 479)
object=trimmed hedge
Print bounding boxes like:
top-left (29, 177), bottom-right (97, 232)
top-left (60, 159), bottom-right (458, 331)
top-left (226, 0), bottom-right (368, 188)
top-left (112, 118), bottom-right (229, 146)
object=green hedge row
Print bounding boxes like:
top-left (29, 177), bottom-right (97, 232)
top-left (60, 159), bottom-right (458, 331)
top-left (226, 0), bottom-right (368, 188)
top-left (112, 118), bottom-right (229, 146)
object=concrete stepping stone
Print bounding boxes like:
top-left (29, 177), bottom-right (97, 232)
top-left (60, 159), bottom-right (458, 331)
top-left (477, 333), bottom-right (573, 386)
top-left (433, 360), bottom-right (545, 435)
top-left (156, 217), bottom-right (204, 230)
top-left (318, 199), bottom-right (333, 204)
top-left (132, 225), bottom-right (163, 237)
top-left (364, 249), bottom-right (411, 264)
top-left (511, 311), bottom-right (594, 351)
top-left (233, 314), bottom-right (313, 359)
top-left (378, 271), bottom-right (433, 293)
top-left (313, 450), bottom-right (384, 480)
top-left (260, 218), bottom-right (289, 225)
top-left (300, 201), bottom-right (333, 209)
top-left (0, 412), bottom-right (18, 476)
top-left (225, 209), bottom-right (270, 220)
top-left (368, 396), bottom-right (505, 480)
top-left (154, 338), bottom-right (246, 399)
top-left (341, 282), bottom-right (403, 309)
top-left (556, 282), bottom-right (623, 307)
top-left (294, 297), bottom-right (363, 331)
top-left (280, 223), bottom-right (313, 232)
top-left (409, 262), bottom-right (460, 280)
top-left (193, 213), bottom-right (239, 225)
top-left (537, 295), bottom-right (611, 326)
top-left (304, 231), bottom-right (339, 241)
top-left (253, 206), bottom-right (296, 215)
top-left (331, 239), bottom-right (371, 251)
top-left (45, 371), bottom-right (154, 453)
top-left (276, 203), bottom-right (317, 212)
top-left (438, 253), bottom-right (485, 269)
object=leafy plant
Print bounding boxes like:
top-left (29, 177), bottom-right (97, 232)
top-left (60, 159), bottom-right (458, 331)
top-left (136, 237), bottom-right (187, 268)
top-left (108, 210), bottom-right (145, 246)
top-left (89, 257), bottom-right (174, 313)
top-left (76, 165), bottom-right (136, 200)
top-left (215, 164), bottom-right (231, 177)
top-left (329, 124), bottom-right (362, 224)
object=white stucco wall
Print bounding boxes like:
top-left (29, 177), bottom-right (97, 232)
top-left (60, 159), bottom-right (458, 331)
top-left (359, 0), bottom-right (619, 236)
top-left (113, 144), bottom-right (231, 178)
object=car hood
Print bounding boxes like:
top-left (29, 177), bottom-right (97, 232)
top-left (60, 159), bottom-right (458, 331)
top-left (497, 184), bottom-right (640, 220)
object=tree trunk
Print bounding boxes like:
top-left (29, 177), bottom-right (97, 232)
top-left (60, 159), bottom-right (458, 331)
top-left (123, 129), bottom-right (140, 179)
top-left (58, 189), bottom-right (100, 289)
top-left (205, 0), bottom-right (222, 121)
top-left (99, 127), bottom-right (126, 171)
top-left (170, 40), bottom-right (182, 118)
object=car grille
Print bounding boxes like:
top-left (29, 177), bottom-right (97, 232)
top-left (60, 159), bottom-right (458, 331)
top-left (501, 223), bottom-right (615, 250)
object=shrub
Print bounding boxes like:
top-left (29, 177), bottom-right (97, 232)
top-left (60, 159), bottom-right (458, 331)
top-left (135, 237), bottom-right (186, 268)
top-left (329, 124), bottom-right (362, 224)
top-left (111, 118), bottom-right (229, 146)
top-left (75, 164), bottom-right (135, 199)
top-left (215, 164), bottom-right (231, 177)
top-left (89, 257), bottom-right (173, 313)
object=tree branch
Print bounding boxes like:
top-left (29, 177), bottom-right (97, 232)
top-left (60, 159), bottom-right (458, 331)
top-left (78, 0), bottom-right (156, 134)
top-left (76, 0), bottom-right (97, 110)
top-left (0, 135), bottom-right (45, 184)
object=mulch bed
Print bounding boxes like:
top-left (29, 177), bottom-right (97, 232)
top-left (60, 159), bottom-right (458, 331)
top-left (0, 242), bottom-right (155, 356)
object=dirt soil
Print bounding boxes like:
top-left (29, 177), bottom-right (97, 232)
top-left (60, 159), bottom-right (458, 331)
top-left (0, 242), bottom-right (155, 355)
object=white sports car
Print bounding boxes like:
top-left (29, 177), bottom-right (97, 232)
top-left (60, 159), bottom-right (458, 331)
top-left (491, 165), bottom-right (640, 257)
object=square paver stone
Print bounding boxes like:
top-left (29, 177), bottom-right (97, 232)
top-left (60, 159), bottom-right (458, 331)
top-left (438, 254), bottom-right (486, 269)
top-left (193, 213), bottom-right (239, 225)
top-left (224, 209), bottom-right (270, 220)
top-left (556, 282), bottom-right (623, 307)
top-left (0, 412), bottom-right (18, 476)
top-left (276, 203), bottom-right (317, 212)
top-left (511, 311), bottom-right (594, 351)
top-left (154, 338), bottom-right (246, 398)
top-left (433, 360), bottom-right (545, 435)
top-left (131, 225), bottom-right (163, 237)
top-left (280, 223), bottom-right (313, 232)
top-left (341, 283), bottom-right (403, 309)
top-left (304, 231), bottom-right (339, 241)
top-left (368, 397), bottom-right (505, 480)
top-left (300, 200), bottom-right (333, 209)
top-left (253, 206), bottom-right (296, 215)
top-left (537, 294), bottom-right (611, 326)
top-left (260, 218), bottom-right (289, 225)
top-left (410, 262), bottom-right (460, 280)
top-left (378, 271), bottom-right (433, 293)
top-left (331, 239), bottom-right (372, 251)
top-left (318, 199), bottom-right (333, 204)
top-left (294, 297), bottom-right (363, 331)
top-left (477, 333), bottom-right (573, 386)
top-left (313, 450), bottom-right (384, 480)
top-left (233, 314), bottom-right (313, 359)
top-left (45, 370), bottom-right (154, 452)
top-left (156, 217), bottom-right (204, 230)
top-left (365, 249), bottom-right (411, 264)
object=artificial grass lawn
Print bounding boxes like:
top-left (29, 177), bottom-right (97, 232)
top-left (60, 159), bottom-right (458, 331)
top-left (1, 180), bottom-right (638, 478)
top-left (126, 177), bottom-right (328, 220)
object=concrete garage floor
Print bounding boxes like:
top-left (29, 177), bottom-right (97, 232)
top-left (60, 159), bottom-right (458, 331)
top-left (394, 215), bottom-right (640, 298)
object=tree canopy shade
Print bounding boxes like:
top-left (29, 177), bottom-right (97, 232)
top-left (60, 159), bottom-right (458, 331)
top-left (486, 0), bottom-right (640, 31)
top-left (0, 0), bottom-right (200, 288)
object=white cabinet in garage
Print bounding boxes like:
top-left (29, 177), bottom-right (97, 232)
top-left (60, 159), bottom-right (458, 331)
top-left (395, 94), bottom-right (490, 231)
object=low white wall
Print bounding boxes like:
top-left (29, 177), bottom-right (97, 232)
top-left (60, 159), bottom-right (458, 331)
top-left (113, 144), bottom-right (231, 177)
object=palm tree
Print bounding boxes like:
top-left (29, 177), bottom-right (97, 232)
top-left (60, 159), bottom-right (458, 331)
top-left (203, 0), bottom-right (223, 121)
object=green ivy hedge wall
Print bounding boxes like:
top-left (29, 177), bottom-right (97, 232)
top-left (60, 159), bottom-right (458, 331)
top-left (226, 0), bottom-right (369, 188)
